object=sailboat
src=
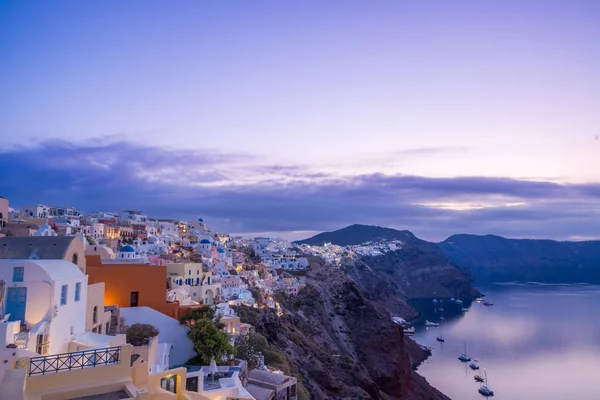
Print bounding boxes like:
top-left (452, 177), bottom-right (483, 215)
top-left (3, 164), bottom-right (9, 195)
top-left (458, 342), bottom-right (471, 362)
top-left (478, 369), bottom-right (494, 397)
top-left (436, 323), bottom-right (444, 342)
top-left (469, 360), bottom-right (480, 370)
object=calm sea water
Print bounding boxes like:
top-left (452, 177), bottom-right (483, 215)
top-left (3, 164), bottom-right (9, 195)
top-left (414, 283), bottom-right (600, 400)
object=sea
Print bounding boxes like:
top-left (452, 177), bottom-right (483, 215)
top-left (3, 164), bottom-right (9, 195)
top-left (413, 282), bottom-right (600, 400)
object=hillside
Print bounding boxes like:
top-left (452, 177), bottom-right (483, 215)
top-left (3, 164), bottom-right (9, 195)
top-left (438, 234), bottom-right (600, 283)
top-left (297, 225), bottom-right (479, 317)
top-left (294, 224), bottom-right (416, 246)
top-left (236, 257), bottom-right (449, 400)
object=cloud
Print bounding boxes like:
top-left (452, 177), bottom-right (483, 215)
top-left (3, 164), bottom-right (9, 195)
top-left (1, 139), bottom-right (599, 241)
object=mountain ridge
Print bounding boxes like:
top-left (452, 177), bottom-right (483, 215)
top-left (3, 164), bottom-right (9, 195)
top-left (438, 233), bottom-right (600, 283)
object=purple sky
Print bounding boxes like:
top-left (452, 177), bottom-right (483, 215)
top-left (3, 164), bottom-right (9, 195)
top-left (1, 1), bottom-right (599, 240)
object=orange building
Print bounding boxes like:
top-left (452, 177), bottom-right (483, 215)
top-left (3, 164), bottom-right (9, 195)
top-left (86, 255), bottom-right (200, 320)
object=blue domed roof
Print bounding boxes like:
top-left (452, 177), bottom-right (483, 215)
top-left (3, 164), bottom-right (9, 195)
top-left (120, 245), bottom-right (135, 252)
top-left (198, 218), bottom-right (204, 222)
top-left (217, 248), bottom-right (225, 253)
top-left (200, 239), bottom-right (211, 244)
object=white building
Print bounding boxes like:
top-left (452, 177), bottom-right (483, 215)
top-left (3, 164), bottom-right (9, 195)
top-left (33, 222), bottom-right (57, 237)
top-left (119, 306), bottom-right (195, 368)
top-left (119, 210), bottom-right (148, 224)
top-left (49, 206), bottom-right (81, 218)
top-left (0, 259), bottom-right (88, 355)
top-left (21, 205), bottom-right (50, 218)
top-left (198, 239), bottom-right (212, 257)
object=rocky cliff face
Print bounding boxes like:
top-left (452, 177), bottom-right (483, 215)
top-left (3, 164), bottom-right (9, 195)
top-left (297, 224), bottom-right (478, 319)
top-left (240, 257), bottom-right (449, 400)
top-left (439, 234), bottom-right (600, 283)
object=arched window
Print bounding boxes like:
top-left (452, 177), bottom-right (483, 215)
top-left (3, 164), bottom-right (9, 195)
top-left (93, 306), bottom-right (98, 324)
top-left (72, 253), bottom-right (78, 265)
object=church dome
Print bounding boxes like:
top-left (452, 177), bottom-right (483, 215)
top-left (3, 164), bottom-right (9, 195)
top-left (198, 218), bottom-right (204, 222)
top-left (200, 239), bottom-right (211, 244)
top-left (217, 248), bottom-right (225, 253)
top-left (120, 245), bottom-right (135, 252)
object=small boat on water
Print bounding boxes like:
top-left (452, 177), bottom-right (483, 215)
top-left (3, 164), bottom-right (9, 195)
top-left (403, 327), bottom-right (415, 335)
top-left (461, 307), bottom-right (469, 312)
top-left (458, 342), bottom-right (471, 362)
top-left (469, 361), bottom-right (480, 370)
top-left (474, 375), bottom-right (484, 382)
top-left (455, 299), bottom-right (463, 305)
top-left (436, 336), bottom-right (445, 342)
top-left (478, 369), bottom-right (494, 397)
top-left (450, 297), bottom-right (456, 302)
top-left (392, 316), bottom-right (409, 326)
top-left (483, 301), bottom-right (494, 307)
top-left (424, 320), bottom-right (439, 327)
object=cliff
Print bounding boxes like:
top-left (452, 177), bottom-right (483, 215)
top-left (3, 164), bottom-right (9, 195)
top-left (297, 225), bottom-right (478, 318)
top-left (237, 257), bottom-right (449, 400)
top-left (294, 224), bottom-right (416, 246)
top-left (438, 234), bottom-right (600, 283)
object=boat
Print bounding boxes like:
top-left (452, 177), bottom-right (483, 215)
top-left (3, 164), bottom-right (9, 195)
top-left (478, 369), bottom-right (494, 397)
top-left (436, 336), bottom-right (445, 342)
top-left (403, 327), bottom-right (415, 335)
top-left (392, 316), bottom-right (409, 326)
top-left (461, 307), bottom-right (469, 312)
top-left (469, 361), bottom-right (480, 370)
top-left (450, 297), bottom-right (456, 302)
top-left (424, 320), bottom-right (439, 327)
top-left (474, 375), bottom-right (484, 382)
top-left (458, 342), bottom-right (471, 362)
top-left (483, 301), bottom-right (494, 307)
top-left (475, 297), bottom-right (484, 302)
top-left (455, 299), bottom-right (463, 305)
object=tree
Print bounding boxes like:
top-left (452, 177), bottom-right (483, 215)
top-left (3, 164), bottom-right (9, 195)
top-left (234, 332), bottom-right (267, 370)
top-left (179, 306), bottom-right (216, 326)
top-left (126, 323), bottom-right (159, 346)
top-left (186, 317), bottom-right (232, 365)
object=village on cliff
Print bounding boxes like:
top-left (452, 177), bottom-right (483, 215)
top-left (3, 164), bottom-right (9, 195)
top-left (0, 197), bottom-right (403, 400)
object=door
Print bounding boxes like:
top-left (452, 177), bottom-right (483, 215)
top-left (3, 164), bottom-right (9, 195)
top-left (6, 287), bottom-right (27, 322)
top-left (130, 291), bottom-right (139, 307)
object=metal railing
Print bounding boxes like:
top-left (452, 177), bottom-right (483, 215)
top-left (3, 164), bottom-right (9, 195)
top-left (28, 346), bottom-right (121, 376)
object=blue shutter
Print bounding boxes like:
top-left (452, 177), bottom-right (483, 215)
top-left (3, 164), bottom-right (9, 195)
top-left (60, 285), bottom-right (68, 305)
top-left (13, 267), bottom-right (24, 282)
top-left (75, 282), bottom-right (81, 302)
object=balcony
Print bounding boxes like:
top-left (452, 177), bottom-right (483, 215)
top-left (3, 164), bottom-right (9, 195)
top-left (28, 346), bottom-right (121, 376)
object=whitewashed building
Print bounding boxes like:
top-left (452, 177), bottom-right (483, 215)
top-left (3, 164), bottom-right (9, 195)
top-left (0, 259), bottom-right (88, 355)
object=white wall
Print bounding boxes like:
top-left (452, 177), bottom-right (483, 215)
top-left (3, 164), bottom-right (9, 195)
top-left (120, 306), bottom-right (195, 367)
top-left (48, 275), bottom-right (88, 355)
top-left (0, 260), bottom-right (88, 355)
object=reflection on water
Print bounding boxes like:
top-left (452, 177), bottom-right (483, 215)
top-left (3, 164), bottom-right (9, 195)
top-left (414, 283), bottom-right (600, 400)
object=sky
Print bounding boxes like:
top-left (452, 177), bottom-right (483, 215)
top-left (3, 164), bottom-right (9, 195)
top-left (1, 0), bottom-right (599, 241)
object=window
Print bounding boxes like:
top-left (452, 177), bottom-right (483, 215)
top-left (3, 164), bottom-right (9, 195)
top-left (13, 266), bottom-right (24, 282)
top-left (74, 282), bottom-right (81, 302)
top-left (72, 253), bottom-right (78, 265)
top-left (93, 306), bottom-right (98, 323)
top-left (60, 284), bottom-right (68, 305)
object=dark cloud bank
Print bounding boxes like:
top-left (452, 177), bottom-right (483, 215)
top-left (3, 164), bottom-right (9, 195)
top-left (1, 140), bottom-right (599, 241)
